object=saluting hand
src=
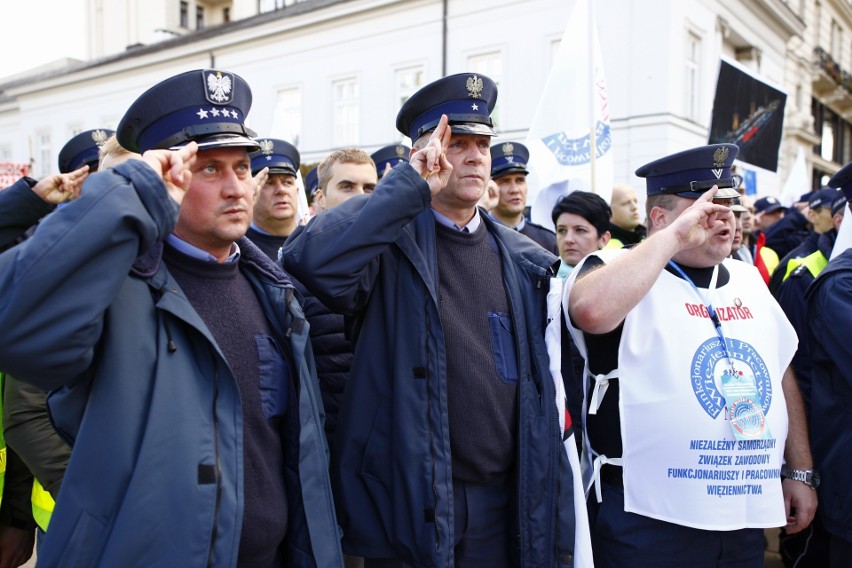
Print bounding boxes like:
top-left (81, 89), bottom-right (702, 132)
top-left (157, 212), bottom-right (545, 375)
top-left (32, 164), bottom-right (90, 204)
top-left (666, 186), bottom-right (734, 251)
top-left (142, 142), bottom-right (198, 206)
top-left (252, 166), bottom-right (269, 198)
top-left (410, 114), bottom-right (453, 197)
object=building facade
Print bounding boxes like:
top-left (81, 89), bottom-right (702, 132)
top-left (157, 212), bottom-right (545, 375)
top-left (0, 0), bottom-right (844, 200)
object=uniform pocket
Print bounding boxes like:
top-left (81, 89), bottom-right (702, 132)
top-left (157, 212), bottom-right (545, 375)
top-left (256, 335), bottom-right (290, 420)
top-left (488, 311), bottom-right (519, 384)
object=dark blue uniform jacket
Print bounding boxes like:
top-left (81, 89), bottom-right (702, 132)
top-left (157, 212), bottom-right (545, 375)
top-left (805, 248), bottom-right (852, 543)
top-left (0, 161), bottom-right (343, 567)
top-left (282, 164), bottom-right (577, 567)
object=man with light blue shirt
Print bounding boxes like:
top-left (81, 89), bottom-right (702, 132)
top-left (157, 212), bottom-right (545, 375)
top-left (283, 73), bottom-right (578, 567)
top-left (0, 68), bottom-right (342, 567)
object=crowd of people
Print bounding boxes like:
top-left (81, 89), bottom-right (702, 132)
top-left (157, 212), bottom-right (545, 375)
top-left (0, 66), bottom-right (847, 568)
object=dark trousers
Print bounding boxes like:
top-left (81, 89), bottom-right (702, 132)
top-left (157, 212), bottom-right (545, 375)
top-left (588, 480), bottom-right (764, 568)
top-left (366, 475), bottom-right (517, 568)
top-left (830, 533), bottom-right (852, 568)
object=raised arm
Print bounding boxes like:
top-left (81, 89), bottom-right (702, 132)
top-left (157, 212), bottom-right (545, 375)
top-left (0, 145), bottom-right (195, 389)
top-left (282, 116), bottom-right (452, 313)
top-left (569, 188), bottom-right (733, 334)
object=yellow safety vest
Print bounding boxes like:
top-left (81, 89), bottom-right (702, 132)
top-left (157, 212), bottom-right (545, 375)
top-left (0, 373), bottom-right (6, 507)
top-left (31, 478), bottom-right (55, 531)
top-left (760, 246), bottom-right (780, 276)
top-left (0, 371), bottom-right (56, 531)
top-left (782, 250), bottom-right (829, 283)
top-left (604, 238), bottom-right (624, 250)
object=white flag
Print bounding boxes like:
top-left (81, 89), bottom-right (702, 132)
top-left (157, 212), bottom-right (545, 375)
top-left (779, 146), bottom-right (808, 207)
top-left (527, 0), bottom-right (613, 230)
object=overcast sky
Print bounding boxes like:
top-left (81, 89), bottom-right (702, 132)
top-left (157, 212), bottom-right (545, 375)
top-left (1, 0), bottom-right (88, 81)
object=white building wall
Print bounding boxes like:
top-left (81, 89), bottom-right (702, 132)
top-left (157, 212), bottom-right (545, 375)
top-left (0, 0), bottom-right (810, 198)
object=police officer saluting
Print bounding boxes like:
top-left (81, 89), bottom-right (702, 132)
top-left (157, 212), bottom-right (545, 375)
top-left (566, 144), bottom-right (816, 567)
top-left (0, 69), bottom-right (342, 567)
top-left (283, 73), bottom-right (580, 567)
top-left (246, 137), bottom-right (301, 260)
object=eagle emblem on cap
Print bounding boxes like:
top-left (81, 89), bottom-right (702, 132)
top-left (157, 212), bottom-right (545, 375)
top-left (713, 146), bottom-right (729, 169)
top-left (206, 71), bottom-right (233, 104)
top-left (91, 129), bottom-right (109, 147)
top-left (259, 139), bottom-right (274, 155)
top-left (502, 143), bottom-right (514, 157)
top-left (466, 75), bottom-right (484, 98)
top-left (395, 145), bottom-right (406, 157)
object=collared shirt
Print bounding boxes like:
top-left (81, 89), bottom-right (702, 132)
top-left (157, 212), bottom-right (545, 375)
top-left (249, 222), bottom-right (271, 236)
top-left (432, 208), bottom-right (481, 233)
top-left (167, 234), bottom-right (241, 263)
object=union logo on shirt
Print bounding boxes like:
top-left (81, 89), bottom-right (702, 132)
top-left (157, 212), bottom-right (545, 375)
top-left (689, 337), bottom-right (772, 420)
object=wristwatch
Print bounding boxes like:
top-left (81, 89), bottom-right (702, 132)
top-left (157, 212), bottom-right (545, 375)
top-left (781, 465), bottom-right (820, 489)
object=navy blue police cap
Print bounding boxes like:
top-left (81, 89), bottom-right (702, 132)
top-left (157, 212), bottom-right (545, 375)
top-left (808, 187), bottom-right (839, 210)
top-left (396, 73), bottom-right (497, 142)
top-left (829, 161), bottom-right (852, 203)
top-left (249, 138), bottom-right (300, 177)
top-left (798, 190), bottom-right (815, 204)
top-left (117, 69), bottom-right (259, 154)
top-left (371, 144), bottom-right (410, 180)
top-left (831, 194), bottom-right (847, 216)
top-left (490, 141), bottom-right (529, 180)
top-left (754, 195), bottom-right (783, 215)
top-left (635, 143), bottom-right (741, 199)
top-left (305, 167), bottom-right (319, 196)
top-left (58, 129), bottom-right (115, 173)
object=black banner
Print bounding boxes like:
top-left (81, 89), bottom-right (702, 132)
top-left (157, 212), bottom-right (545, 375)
top-left (708, 60), bottom-right (786, 172)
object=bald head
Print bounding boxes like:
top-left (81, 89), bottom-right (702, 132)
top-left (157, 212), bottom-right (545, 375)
top-left (610, 183), bottom-right (641, 231)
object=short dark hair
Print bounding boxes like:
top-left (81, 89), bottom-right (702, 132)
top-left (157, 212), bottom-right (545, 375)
top-left (551, 191), bottom-right (611, 237)
top-left (645, 193), bottom-right (680, 217)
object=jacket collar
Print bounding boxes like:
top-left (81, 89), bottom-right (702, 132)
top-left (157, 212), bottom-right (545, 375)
top-left (480, 211), bottom-right (559, 277)
top-left (131, 236), bottom-right (293, 288)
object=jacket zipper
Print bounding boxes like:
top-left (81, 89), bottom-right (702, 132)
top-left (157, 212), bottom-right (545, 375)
top-left (426, 306), bottom-right (440, 552)
top-left (206, 360), bottom-right (223, 568)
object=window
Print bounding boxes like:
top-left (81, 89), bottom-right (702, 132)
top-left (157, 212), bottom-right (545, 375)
top-left (272, 87), bottom-right (302, 146)
top-left (685, 32), bottom-right (701, 122)
top-left (332, 78), bottom-right (359, 146)
top-left (259, 0), bottom-right (285, 12)
top-left (831, 19), bottom-right (842, 59)
top-left (196, 5), bottom-right (205, 30)
top-left (36, 132), bottom-right (51, 178)
top-left (223, 7), bottom-right (230, 23)
top-left (467, 52), bottom-right (502, 129)
top-left (180, 1), bottom-right (189, 28)
top-left (812, 98), bottom-right (852, 164)
top-left (395, 66), bottom-right (424, 110)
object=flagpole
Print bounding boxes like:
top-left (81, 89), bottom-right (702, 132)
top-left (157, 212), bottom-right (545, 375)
top-left (587, 0), bottom-right (597, 194)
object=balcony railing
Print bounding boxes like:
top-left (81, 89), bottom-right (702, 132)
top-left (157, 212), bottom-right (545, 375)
top-left (814, 47), bottom-right (852, 96)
